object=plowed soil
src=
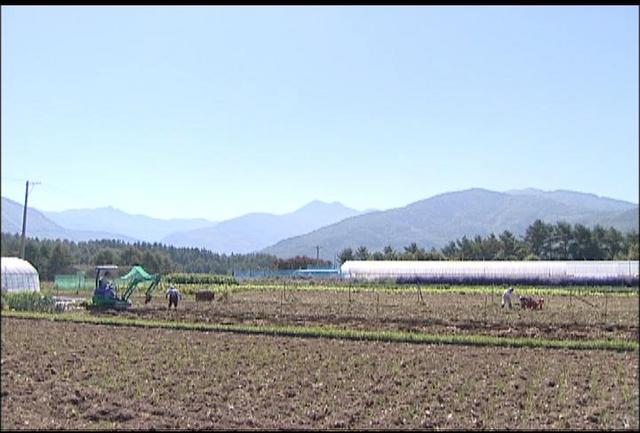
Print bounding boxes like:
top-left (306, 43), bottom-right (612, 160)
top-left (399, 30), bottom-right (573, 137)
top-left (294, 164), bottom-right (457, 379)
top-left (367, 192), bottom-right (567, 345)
top-left (2, 317), bottom-right (638, 430)
top-left (100, 289), bottom-right (639, 341)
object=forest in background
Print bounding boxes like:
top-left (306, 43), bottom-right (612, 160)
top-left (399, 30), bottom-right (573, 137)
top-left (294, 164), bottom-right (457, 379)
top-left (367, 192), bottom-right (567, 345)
top-left (2, 219), bottom-right (638, 281)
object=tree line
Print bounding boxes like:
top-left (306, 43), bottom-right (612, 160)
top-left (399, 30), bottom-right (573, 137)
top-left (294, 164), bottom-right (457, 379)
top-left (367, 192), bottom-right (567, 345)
top-left (274, 256), bottom-right (332, 270)
top-left (2, 220), bottom-right (638, 281)
top-left (338, 220), bottom-right (639, 263)
top-left (1, 233), bottom-right (278, 281)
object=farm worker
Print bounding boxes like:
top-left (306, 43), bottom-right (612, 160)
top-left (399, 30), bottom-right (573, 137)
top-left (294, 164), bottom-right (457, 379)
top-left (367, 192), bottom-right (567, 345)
top-left (166, 285), bottom-right (182, 309)
top-left (107, 283), bottom-right (117, 299)
top-left (98, 272), bottom-right (111, 295)
top-left (502, 286), bottom-right (514, 309)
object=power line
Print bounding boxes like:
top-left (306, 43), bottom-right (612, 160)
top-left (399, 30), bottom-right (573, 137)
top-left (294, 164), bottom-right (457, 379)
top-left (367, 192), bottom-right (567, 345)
top-left (2, 177), bottom-right (97, 203)
top-left (37, 181), bottom-right (96, 203)
top-left (0, 176), bottom-right (27, 183)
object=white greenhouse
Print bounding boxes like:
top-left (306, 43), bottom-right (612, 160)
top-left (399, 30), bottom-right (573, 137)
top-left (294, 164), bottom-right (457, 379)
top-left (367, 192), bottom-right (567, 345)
top-left (1, 257), bottom-right (41, 293)
top-left (340, 260), bottom-right (640, 286)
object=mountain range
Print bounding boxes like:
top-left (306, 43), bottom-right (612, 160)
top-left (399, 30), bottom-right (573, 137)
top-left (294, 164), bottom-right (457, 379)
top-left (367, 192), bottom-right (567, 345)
top-left (43, 206), bottom-right (215, 243)
top-left (2, 188), bottom-right (638, 260)
top-left (0, 197), bottom-right (364, 253)
top-left (261, 188), bottom-right (639, 260)
top-left (1, 197), bottom-right (137, 243)
top-left (161, 200), bottom-right (363, 254)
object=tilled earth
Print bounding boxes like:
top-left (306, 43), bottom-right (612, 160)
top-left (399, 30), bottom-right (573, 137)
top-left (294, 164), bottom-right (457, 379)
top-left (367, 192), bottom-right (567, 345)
top-left (97, 289), bottom-right (639, 341)
top-left (1, 317), bottom-right (638, 430)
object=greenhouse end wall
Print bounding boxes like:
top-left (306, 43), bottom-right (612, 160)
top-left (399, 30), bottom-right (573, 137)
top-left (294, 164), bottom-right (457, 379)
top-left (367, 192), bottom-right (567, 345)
top-left (1, 257), bottom-right (41, 293)
top-left (339, 260), bottom-right (640, 286)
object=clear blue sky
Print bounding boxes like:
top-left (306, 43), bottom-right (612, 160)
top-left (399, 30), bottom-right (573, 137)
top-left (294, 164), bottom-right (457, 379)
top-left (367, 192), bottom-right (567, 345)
top-left (2, 6), bottom-right (638, 221)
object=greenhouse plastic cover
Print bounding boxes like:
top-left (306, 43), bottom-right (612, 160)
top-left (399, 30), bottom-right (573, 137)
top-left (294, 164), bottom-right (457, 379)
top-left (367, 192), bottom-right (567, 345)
top-left (1, 257), bottom-right (41, 292)
top-left (340, 260), bottom-right (640, 286)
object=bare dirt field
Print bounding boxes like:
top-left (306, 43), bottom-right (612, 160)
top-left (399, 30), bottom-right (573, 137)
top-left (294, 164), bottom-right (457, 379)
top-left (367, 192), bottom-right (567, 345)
top-left (1, 317), bottom-right (638, 430)
top-left (104, 289), bottom-right (639, 341)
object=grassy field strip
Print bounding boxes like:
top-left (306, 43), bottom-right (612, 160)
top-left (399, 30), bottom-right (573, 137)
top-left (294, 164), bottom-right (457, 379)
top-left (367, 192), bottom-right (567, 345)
top-left (3, 310), bottom-right (638, 352)
top-left (43, 282), bottom-right (639, 297)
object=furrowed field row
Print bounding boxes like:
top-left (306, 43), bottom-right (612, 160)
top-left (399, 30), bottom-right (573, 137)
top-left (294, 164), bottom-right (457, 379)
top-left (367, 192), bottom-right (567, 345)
top-left (3, 310), bottom-right (638, 352)
top-left (169, 282), bottom-right (639, 297)
top-left (42, 278), bottom-right (638, 297)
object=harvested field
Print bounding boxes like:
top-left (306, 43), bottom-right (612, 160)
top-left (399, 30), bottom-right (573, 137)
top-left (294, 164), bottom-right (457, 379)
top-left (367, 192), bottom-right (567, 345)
top-left (1, 317), bottom-right (638, 430)
top-left (101, 289), bottom-right (639, 341)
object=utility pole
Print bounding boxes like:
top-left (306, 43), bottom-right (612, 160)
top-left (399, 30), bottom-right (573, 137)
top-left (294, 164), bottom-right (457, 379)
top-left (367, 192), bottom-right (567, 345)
top-left (315, 245), bottom-right (321, 262)
top-left (19, 180), bottom-right (40, 259)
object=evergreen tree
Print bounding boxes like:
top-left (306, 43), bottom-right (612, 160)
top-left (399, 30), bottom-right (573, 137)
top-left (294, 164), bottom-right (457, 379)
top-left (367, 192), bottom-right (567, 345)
top-left (47, 243), bottom-right (72, 279)
top-left (338, 248), bottom-right (354, 264)
top-left (355, 246), bottom-right (370, 261)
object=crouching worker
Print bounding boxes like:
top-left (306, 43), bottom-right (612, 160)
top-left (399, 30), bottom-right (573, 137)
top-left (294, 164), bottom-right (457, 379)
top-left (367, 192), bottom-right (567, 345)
top-left (166, 285), bottom-right (182, 309)
top-left (520, 295), bottom-right (544, 310)
top-left (502, 286), bottom-right (514, 309)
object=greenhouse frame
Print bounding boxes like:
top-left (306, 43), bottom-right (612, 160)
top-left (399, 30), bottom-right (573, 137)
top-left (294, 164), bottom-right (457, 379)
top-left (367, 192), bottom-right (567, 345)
top-left (1, 257), bottom-right (41, 292)
top-left (340, 260), bottom-right (640, 286)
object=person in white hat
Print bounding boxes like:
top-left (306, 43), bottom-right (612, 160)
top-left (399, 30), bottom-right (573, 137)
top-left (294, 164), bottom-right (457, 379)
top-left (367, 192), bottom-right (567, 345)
top-left (166, 285), bottom-right (182, 309)
top-left (502, 286), bottom-right (514, 309)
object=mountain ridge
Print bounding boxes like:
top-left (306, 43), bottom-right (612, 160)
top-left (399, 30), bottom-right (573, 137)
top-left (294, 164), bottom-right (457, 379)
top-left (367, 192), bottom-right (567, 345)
top-left (2, 189), bottom-right (637, 259)
top-left (1, 197), bottom-right (138, 242)
top-left (261, 188), bottom-right (639, 260)
top-left (160, 201), bottom-right (364, 253)
top-left (43, 206), bottom-right (216, 242)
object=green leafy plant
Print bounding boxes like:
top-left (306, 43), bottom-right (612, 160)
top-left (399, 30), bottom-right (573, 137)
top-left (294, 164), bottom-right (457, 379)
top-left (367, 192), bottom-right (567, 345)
top-left (2, 291), bottom-right (57, 313)
top-left (165, 273), bottom-right (238, 285)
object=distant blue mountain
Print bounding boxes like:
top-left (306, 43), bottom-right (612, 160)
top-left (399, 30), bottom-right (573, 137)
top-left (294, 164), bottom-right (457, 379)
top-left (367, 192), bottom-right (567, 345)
top-left (1, 197), bottom-right (137, 242)
top-left (161, 200), bottom-right (364, 254)
top-left (43, 206), bottom-right (216, 242)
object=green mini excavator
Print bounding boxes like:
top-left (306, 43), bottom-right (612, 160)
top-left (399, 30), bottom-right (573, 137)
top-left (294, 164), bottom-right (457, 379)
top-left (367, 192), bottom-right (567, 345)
top-left (88, 265), bottom-right (161, 310)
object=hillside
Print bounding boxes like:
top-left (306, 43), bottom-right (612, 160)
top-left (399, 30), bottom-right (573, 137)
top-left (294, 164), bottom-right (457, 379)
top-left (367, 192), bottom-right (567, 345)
top-left (261, 188), bottom-right (639, 260)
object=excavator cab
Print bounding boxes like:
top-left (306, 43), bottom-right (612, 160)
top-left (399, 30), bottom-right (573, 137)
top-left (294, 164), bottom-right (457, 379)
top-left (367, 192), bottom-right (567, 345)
top-left (91, 265), bottom-right (130, 309)
top-left (89, 265), bottom-right (160, 310)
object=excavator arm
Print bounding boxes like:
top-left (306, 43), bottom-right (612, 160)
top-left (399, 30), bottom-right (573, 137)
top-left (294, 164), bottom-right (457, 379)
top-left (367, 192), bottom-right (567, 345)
top-left (143, 275), bottom-right (161, 304)
top-left (119, 267), bottom-right (161, 304)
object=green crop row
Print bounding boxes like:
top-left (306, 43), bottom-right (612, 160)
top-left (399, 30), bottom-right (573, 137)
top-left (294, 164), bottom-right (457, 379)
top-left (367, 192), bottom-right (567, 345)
top-left (3, 310), bottom-right (637, 352)
top-left (167, 283), bottom-right (239, 296)
top-left (235, 282), bottom-right (638, 297)
top-left (1, 292), bottom-right (58, 313)
top-left (164, 273), bottom-right (238, 285)
top-left (143, 280), bottom-right (638, 301)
